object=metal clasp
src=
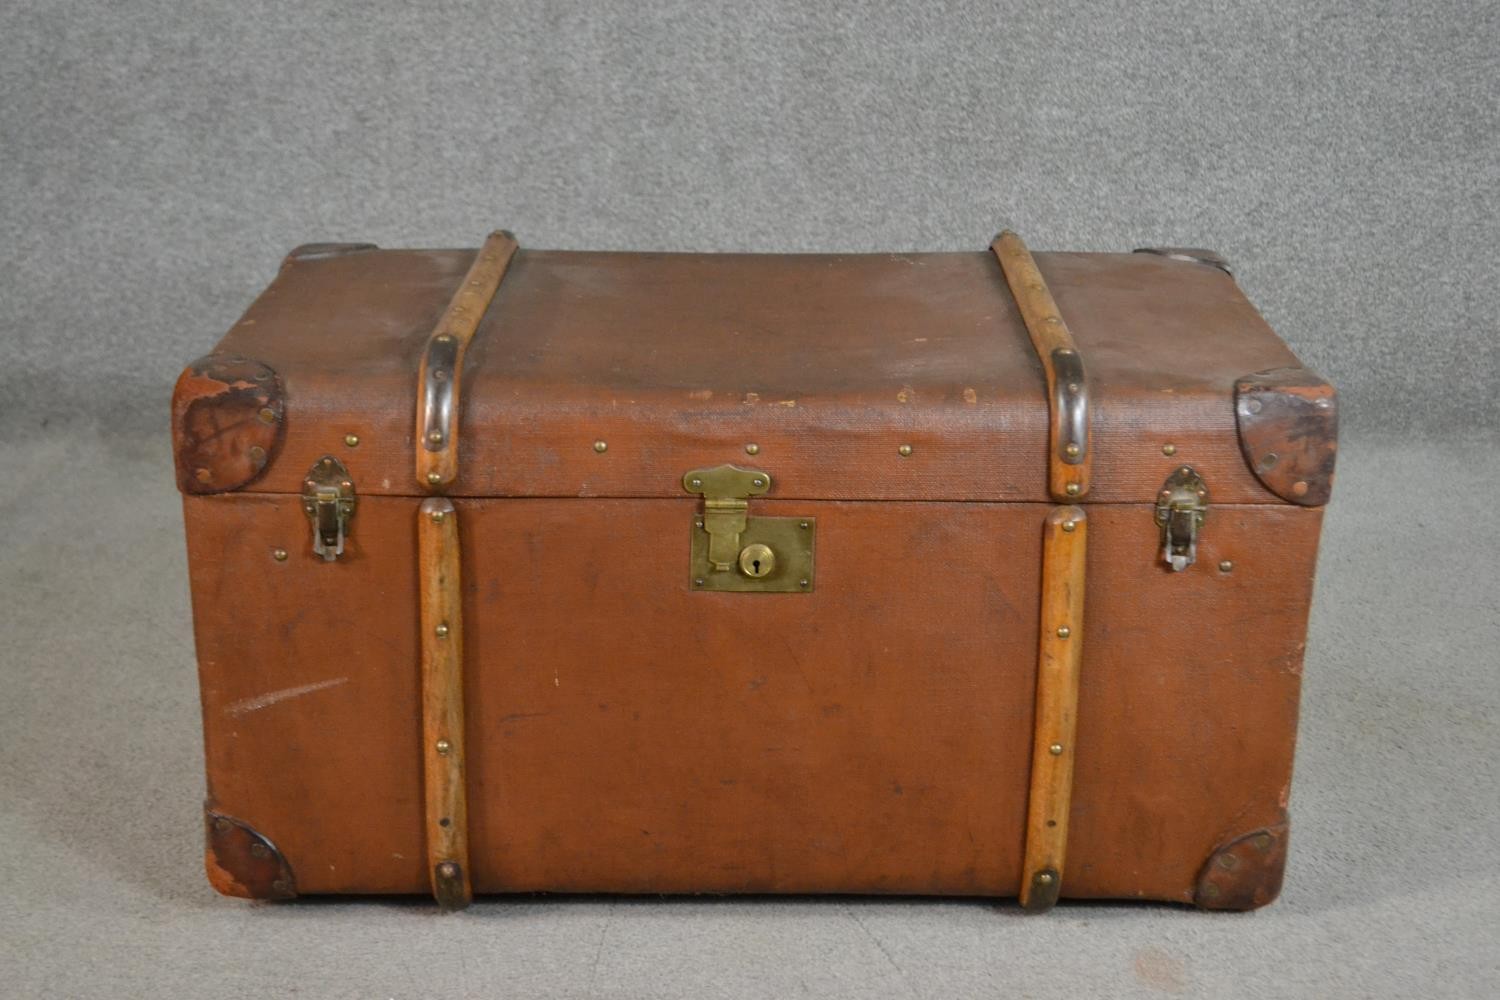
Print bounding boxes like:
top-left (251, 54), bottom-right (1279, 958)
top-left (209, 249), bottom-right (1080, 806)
top-left (301, 455), bottom-right (356, 561)
top-left (1154, 466), bottom-right (1209, 572)
top-left (683, 465), bottom-right (814, 593)
top-left (683, 465), bottom-right (770, 571)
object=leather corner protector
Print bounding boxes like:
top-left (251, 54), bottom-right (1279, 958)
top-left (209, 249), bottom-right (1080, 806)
top-left (204, 808), bottom-right (296, 900)
top-left (1235, 367), bottom-right (1338, 506)
top-left (1195, 816), bottom-right (1288, 911)
top-left (283, 242), bottom-right (379, 265)
top-left (172, 354), bottom-right (285, 495)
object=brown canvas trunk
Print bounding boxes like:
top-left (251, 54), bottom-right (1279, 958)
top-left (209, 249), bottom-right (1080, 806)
top-left (173, 233), bottom-right (1335, 911)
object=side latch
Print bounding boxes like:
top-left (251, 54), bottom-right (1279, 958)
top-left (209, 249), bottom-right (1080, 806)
top-left (301, 455), bottom-right (357, 561)
top-left (683, 465), bottom-right (814, 593)
top-left (1154, 466), bottom-right (1209, 572)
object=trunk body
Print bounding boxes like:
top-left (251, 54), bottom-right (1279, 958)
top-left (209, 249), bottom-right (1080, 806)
top-left (176, 240), bottom-right (1333, 908)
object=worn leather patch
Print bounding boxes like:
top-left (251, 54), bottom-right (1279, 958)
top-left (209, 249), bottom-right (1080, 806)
top-left (1235, 368), bottom-right (1338, 506)
top-left (172, 354), bottom-right (284, 494)
top-left (1195, 816), bottom-right (1288, 911)
top-left (204, 808), bottom-right (296, 900)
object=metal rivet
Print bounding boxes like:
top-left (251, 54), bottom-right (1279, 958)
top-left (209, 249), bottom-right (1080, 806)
top-left (436, 334), bottom-right (454, 344)
top-left (1056, 626), bottom-right (1071, 638)
top-left (213, 818), bottom-right (232, 834)
top-left (695, 520), bottom-right (704, 528)
top-left (1292, 480), bottom-right (1309, 496)
top-left (248, 445), bottom-right (266, 466)
top-left (1254, 833), bottom-right (1274, 851)
top-left (898, 444), bottom-right (913, 457)
top-left (1202, 882), bottom-right (1221, 898)
top-left (799, 521), bottom-right (810, 530)
top-left (272, 548), bottom-right (288, 562)
top-left (1065, 483), bottom-right (1081, 496)
top-left (271, 879), bottom-right (290, 894)
top-left (435, 739), bottom-right (452, 756)
top-left (340, 480), bottom-right (352, 490)
top-left (428, 431), bottom-right (444, 445)
top-left (1049, 743), bottom-right (1064, 755)
top-left (431, 510), bottom-right (446, 524)
top-left (345, 434), bottom-right (360, 447)
top-left (258, 407), bottom-right (277, 424)
top-left (1219, 560), bottom-right (1233, 573)
top-left (752, 478), bottom-right (766, 488)
top-left (799, 579), bottom-right (810, 588)
top-left (745, 443), bottom-right (760, 455)
top-left (253, 369), bottom-right (271, 381)
top-left (1064, 442), bottom-right (1080, 457)
top-left (437, 862), bottom-right (458, 879)
top-left (1036, 871), bottom-right (1055, 884)
top-left (690, 478), bottom-right (702, 488)
top-left (1180, 466), bottom-right (1191, 474)
top-left (432, 369), bottom-right (448, 381)
top-left (1162, 443), bottom-right (1176, 456)
top-left (694, 578), bottom-right (705, 587)
top-left (427, 472), bottom-right (442, 485)
top-left (194, 467), bottom-right (212, 484)
top-left (593, 440), bottom-right (608, 453)
top-left (1218, 853), bottom-right (1239, 870)
top-left (435, 623), bottom-right (449, 638)
top-left (1247, 398), bottom-right (1263, 414)
top-left (1061, 520), bottom-right (1077, 533)
top-left (250, 843), bottom-right (270, 859)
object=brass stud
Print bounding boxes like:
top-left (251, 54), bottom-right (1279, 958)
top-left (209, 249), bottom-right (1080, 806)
top-left (898, 444), bottom-right (913, 457)
top-left (745, 443), bottom-right (760, 455)
top-left (1065, 483), bottom-right (1081, 496)
top-left (1061, 520), bottom-right (1077, 533)
top-left (436, 334), bottom-right (454, 344)
top-left (248, 445), bottom-right (267, 466)
top-left (272, 548), bottom-right (288, 562)
top-left (430, 510), bottom-right (446, 524)
top-left (214, 817), bottom-right (232, 834)
top-left (695, 520), bottom-right (704, 528)
top-left (437, 861), bottom-right (458, 879)
top-left (435, 623), bottom-right (449, 638)
top-left (1254, 833), bottom-right (1274, 851)
top-left (1056, 626), bottom-right (1071, 638)
top-left (428, 430), bottom-right (444, 445)
top-left (690, 478), bottom-right (702, 488)
top-left (1202, 882), bottom-right (1221, 899)
top-left (593, 440), bottom-right (608, 453)
top-left (1049, 743), bottom-right (1064, 756)
top-left (435, 739), bottom-right (452, 756)
top-left (1064, 442), bottom-right (1080, 457)
top-left (1219, 560), bottom-right (1233, 573)
top-left (194, 467), bottom-right (212, 484)
top-left (250, 843), bottom-right (270, 859)
top-left (345, 434), bottom-right (360, 448)
top-left (1036, 871), bottom-right (1055, 884)
top-left (752, 478), bottom-right (766, 488)
top-left (694, 578), bottom-right (706, 587)
top-left (1162, 443), bottom-right (1176, 456)
top-left (799, 578), bottom-right (810, 588)
top-left (799, 521), bottom-right (810, 530)
top-left (427, 472), bottom-right (442, 485)
top-left (1218, 853), bottom-right (1239, 870)
top-left (257, 407), bottom-right (277, 424)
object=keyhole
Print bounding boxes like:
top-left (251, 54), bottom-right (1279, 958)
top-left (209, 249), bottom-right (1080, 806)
top-left (737, 543), bottom-right (776, 578)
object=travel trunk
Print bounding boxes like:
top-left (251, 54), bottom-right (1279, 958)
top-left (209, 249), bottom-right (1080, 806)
top-left (173, 232), bottom-right (1336, 911)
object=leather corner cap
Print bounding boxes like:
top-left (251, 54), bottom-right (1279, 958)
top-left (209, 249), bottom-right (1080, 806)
top-left (172, 354), bottom-right (285, 495)
top-left (1235, 368), bottom-right (1338, 506)
top-left (205, 808), bottom-right (296, 900)
top-left (1195, 816), bottom-right (1288, 911)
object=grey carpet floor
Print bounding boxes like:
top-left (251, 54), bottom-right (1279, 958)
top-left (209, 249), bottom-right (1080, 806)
top-left (1, 429), bottom-right (1495, 999)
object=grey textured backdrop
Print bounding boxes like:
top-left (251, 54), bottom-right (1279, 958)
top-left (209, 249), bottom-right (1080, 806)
top-left (1, 1), bottom-right (1496, 436)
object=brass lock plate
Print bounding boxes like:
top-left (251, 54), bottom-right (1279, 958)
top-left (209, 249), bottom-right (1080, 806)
top-left (690, 515), bottom-right (815, 593)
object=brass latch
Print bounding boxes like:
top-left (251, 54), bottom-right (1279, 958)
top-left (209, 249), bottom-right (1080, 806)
top-left (683, 465), bottom-right (814, 593)
top-left (1155, 466), bottom-right (1208, 572)
top-left (302, 455), bottom-right (356, 561)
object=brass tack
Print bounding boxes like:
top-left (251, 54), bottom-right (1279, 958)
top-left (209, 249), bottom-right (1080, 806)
top-left (694, 578), bottom-right (706, 587)
top-left (428, 431), bottom-right (444, 445)
top-left (690, 478), bottom-right (702, 488)
top-left (1036, 871), bottom-right (1055, 884)
top-left (1202, 883), bottom-right (1221, 898)
top-left (1061, 520), bottom-right (1077, 533)
top-left (272, 548), bottom-right (288, 562)
top-left (695, 520), bottom-right (704, 528)
top-left (436, 334), bottom-right (454, 344)
top-left (435, 623), bottom-right (449, 638)
top-left (344, 434), bottom-right (360, 447)
top-left (257, 407), bottom-right (277, 424)
top-left (1254, 833), bottom-right (1274, 851)
top-left (1049, 743), bottom-right (1064, 756)
top-left (1180, 466), bottom-right (1191, 474)
top-left (194, 468), bottom-right (212, 484)
top-left (340, 480), bottom-right (352, 490)
top-left (437, 861), bottom-right (458, 879)
top-left (1162, 443), bottom-right (1176, 456)
top-left (799, 521), bottom-right (810, 529)
top-left (435, 739), bottom-right (452, 756)
top-left (593, 440), bottom-right (608, 453)
top-left (250, 843), bottom-right (269, 859)
top-left (321, 458), bottom-right (332, 467)
top-left (1065, 483), bottom-right (1081, 496)
top-left (431, 510), bottom-right (446, 524)
top-left (427, 472), bottom-right (442, 485)
top-left (1218, 853), bottom-right (1239, 870)
top-left (1219, 560), bottom-right (1234, 573)
top-left (898, 444), bottom-right (913, 457)
top-left (247, 445), bottom-right (266, 466)
top-left (214, 818), bottom-right (232, 833)
top-left (1056, 626), bottom-right (1071, 639)
top-left (752, 478), bottom-right (766, 488)
top-left (1064, 442), bottom-right (1080, 457)
top-left (745, 443), bottom-right (760, 455)
top-left (799, 578), bottom-right (810, 588)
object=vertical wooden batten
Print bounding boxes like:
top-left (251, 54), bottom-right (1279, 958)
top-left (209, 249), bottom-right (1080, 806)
top-left (1019, 506), bottom-right (1087, 910)
top-left (418, 497), bottom-right (471, 909)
